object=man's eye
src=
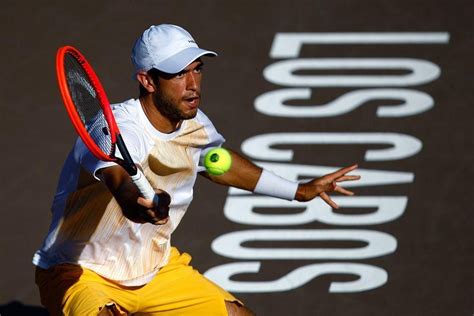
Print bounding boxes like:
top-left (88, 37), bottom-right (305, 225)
top-left (175, 73), bottom-right (185, 78)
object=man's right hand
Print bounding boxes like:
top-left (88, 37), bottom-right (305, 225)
top-left (100, 165), bottom-right (171, 225)
top-left (136, 189), bottom-right (171, 225)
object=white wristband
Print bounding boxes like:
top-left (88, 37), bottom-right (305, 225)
top-left (253, 169), bottom-right (298, 201)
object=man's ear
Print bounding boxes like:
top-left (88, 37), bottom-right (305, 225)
top-left (136, 72), bottom-right (157, 93)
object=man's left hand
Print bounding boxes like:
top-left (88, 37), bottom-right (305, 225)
top-left (295, 164), bottom-right (361, 208)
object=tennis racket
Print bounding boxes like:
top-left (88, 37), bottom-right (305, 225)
top-left (56, 45), bottom-right (160, 209)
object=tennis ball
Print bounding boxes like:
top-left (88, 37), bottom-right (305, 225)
top-left (204, 148), bottom-right (232, 175)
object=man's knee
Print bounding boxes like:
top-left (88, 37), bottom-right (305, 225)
top-left (225, 301), bottom-right (256, 316)
top-left (98, 302), bottom-right (127, 316)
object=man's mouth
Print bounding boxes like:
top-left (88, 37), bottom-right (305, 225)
top-left (184, 95), bottom-right (200, 108)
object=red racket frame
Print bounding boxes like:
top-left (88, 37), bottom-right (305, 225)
top-left (56, 46), bottom-right (118, 162)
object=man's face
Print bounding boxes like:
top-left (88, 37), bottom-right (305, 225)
top-left (152, 60), bottom-right (203, 122)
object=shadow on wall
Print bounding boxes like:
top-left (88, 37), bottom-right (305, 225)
top-left (0, 301), bottom-right (49, 315)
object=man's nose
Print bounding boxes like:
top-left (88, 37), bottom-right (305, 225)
top-left (186, 72), bottom-right (199, 91)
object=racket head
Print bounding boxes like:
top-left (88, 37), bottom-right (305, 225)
top-left (56, 46), bottom-right (118, 161)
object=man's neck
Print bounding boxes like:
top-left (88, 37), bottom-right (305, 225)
top-left (139, 96), bottom-right (181, 134)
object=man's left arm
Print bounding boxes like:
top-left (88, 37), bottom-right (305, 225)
top-left (200, 149), bottom-right (263, 191)
top-left (199, 148), bottom-right (360, 208)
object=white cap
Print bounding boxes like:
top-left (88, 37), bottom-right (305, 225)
top-left (131, 24), bottom-right (217, 75)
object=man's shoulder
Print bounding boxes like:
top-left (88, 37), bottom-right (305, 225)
top-left (110, 99), bottom-right (143, 125)
top-left (111, 98), bottom-right (140, 116)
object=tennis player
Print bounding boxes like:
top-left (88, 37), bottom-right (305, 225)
top-left (33, 24), bottom-right (360, 315)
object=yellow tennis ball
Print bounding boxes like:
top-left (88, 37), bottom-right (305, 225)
top-left (204, 148), bottom-right (232, 175)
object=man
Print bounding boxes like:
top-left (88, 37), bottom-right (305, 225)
top-left (33, 24), bottom-right (360, 315)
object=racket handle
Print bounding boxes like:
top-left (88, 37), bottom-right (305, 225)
top-left (131, 169), bottom-right (158, 203)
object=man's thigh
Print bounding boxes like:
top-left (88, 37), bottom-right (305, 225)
top-left (35, 264), bottom-right (130, 316)
top-left (64, 283), bottom-right (128, 316)
top-left (35, 248), bottom-right (252, 315)
top-left (135, 248), bottom-right (245, 315)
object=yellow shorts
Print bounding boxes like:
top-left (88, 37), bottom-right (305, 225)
top-left (35, 247), bottom-right (241, 315)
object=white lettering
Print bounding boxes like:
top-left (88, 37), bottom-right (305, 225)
top-left (270, 32), bottom-right (450, 58)
top-left (224, 196), bottom-right (407, 226)
top-left (205, 262), bottom-right (388, 293)
top-left (263, 58), bottom-right (440, 87)
top-left (211, 229), bottom-right (397, 260)
top-left (241, 132), bottom-right (422, 162)
top-left (254, 88), bottom-right (433, 117)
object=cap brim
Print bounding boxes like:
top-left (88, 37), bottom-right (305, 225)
top-left (155, 47), bottom-right (217, 74)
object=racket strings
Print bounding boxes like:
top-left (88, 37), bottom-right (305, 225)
top-left (64, 53), bottom-right (114, 156)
